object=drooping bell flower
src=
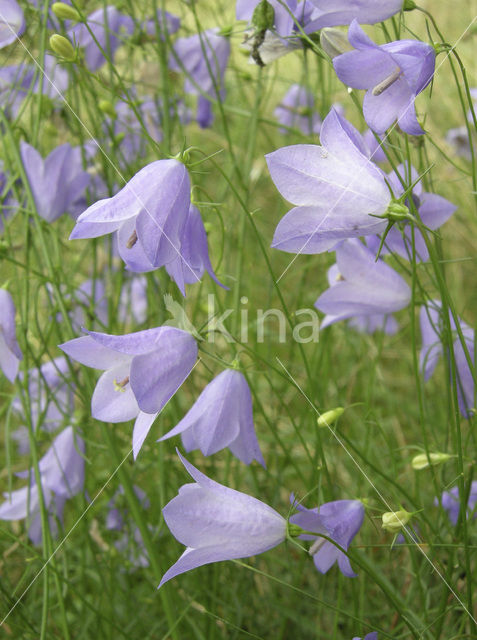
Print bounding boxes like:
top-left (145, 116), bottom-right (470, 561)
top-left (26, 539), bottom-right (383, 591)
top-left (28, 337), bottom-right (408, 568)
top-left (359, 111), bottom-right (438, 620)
top-left (0, 426), bottom-right (84, 544)
top-left (353, 634), bottom-right (378, 640)
top-left (12, 357), bottom-right (74, 433)
top-left (165, 205), bottom-right (226, 296)
top-left (0, 289), bottom-right (22, 382)
top-left (307, 0), bottom-right (403, 29)
top-left (437, 481), bottom-right (477, 526)
top-left (314, 239), bottom-right (410, 330)
top-left (267, 109), bottom-right (391, 255)
top-left (159, 369), bottom-right (265, 466)
top-left (20, 142), bottom-right (90, 222)
top-left (274, 84), bottom-right (322, 136)
top-left (105, 95), bottom-right (163, 168)
top-left (159, 452), bottom-right (287, 587)
top-left (0, 0), bottom-right (25, 49)
top-left (333, 21), bottom-right (435, 135)
top-left (143, 9), bottom-right (180, 39)
top-left (290, 498), bottom-right (365, 577)
top-left (106, 485), bottom-right (150, 569)
top-left (446, 126), bottom-right (473, 161)
top-left (170, 28), bottom-right (230, 128)
top-left (59, 326), bottom-right (198, 458)
top-left (419, 302), bottom-right (475, 418)
top-left (70, 159), bottom-right (191, 273)
top-left (68, 6), bottom-right (134, 71)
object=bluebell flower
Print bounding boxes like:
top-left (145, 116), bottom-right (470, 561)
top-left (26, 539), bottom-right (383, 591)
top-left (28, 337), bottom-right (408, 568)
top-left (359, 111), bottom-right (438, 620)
top-left (0, 289), bottom-right (22, 382)
top-left (159, 369), bottom-right (264, 466)
top-left (334, 21), bottom-right (435, 135)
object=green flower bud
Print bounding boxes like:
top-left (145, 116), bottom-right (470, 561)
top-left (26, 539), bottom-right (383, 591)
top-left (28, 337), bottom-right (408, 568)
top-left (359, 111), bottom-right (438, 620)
top-left (217, 25), bottom-right (234, 38)
top-left (51, 2), bottom-right (81, 21)
top-left (411, 452), bottom-right (451, 470)
top-left (317, 407), bottom-right (345, 428)
top-left (98, 99), bottom-right (117, 119)
top-left (385, 200), bottom-right (411, 222)
top-left (287, 523), bottom-right (304, 538)
top-left (403, 0), bottom-right (417, 10)
top-left (251, 0), bottom-right (275, 32)
top-left (320, 28), bottom-right (353, 58)
top-left (382, 509), bottom-right (412, 533)
top-left (49, 34), bottom-right (76, 61)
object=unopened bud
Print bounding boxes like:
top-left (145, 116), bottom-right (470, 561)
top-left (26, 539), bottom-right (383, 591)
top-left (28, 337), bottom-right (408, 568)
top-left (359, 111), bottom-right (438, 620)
top-left (320, 28), bottom-right (352, 58)
top-left (51, 2), bottom-right (81, 21)
top-left (403, 0), bottom-right (417, 10)
top-left (218, 25), bottom-right (233, 38)
top-left (382, 509), bottom-right (412, 533)
top-left (411, 452), bottom-right (451, 470)
top-left (49, 34), bottom-right (76, 61)
top-left (251, 0), bottom-right (275, 32)
top-left (98, 99), bottom-right (116, 119)
top-left (317, 407), bottom-right (345, 428)
top-left (385, 200), bottom-right (411, 222)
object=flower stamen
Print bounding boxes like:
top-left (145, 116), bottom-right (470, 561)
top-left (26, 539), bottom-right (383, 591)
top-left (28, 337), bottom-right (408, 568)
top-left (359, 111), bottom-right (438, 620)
top-left (372, 68), bottom-right (402, 96)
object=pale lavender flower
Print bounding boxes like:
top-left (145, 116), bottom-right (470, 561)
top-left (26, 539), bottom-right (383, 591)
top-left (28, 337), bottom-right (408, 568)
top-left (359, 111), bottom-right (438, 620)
top-left (0, 0), bottom-right (25, 49)
top-left (420, 301), bottom-right (476, 417)
top-left (362, 129), bottom-right (386, 162)
top-left (267, 109), bottom-right (390, 254)
top-left (159, 369), bottom-right (265, 466)
top-left (446, 126), bottom-right (473, 161)
top-left (143, 9), bottom-right (180, 38)
top-left (20, 142), bottom-right (90, 222)
top-left (290, 498), bottom-right (364, 577)
top-left (274, 84), bottom-right (322, 135)
top-left (59, 327), bottom-right (198, 458)
top-left (12, 357), bottom-right (74, 433)
top-left (0, 64), bottom-right (34, 117)
top-left (70, 159), bottom-right (190, 273)
top-left (334, 21), bottom-right (435, 135)
top-left (164, 205), bottom-right (226, 296)
top-left (159, 452), bottom-right (287, 587)
top-left (0, 289), bottom-right (22, 382)
top-left (106, 485), bottom-right (150, 568)
top-left (69, 6), bottom-right (134, 71)
top-left (353, 634), bottom-right (378, 640)
top-left (437, 481), bottom-right (477, 526)
top-left (118, 276), bottom-right (148, 325)
top-left (0, 426), bottom-right (84, 544)
top-left (170, 28), bottom-right (230, 128)
top-left (308, 0), bottom-right (403, 28)
top-left (371, 165), bottom-right (456, 262)
top-left (314, 239), bottom-right (410, 330)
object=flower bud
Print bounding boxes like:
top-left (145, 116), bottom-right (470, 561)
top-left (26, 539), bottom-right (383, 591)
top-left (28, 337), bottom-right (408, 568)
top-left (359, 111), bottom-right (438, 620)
top-left (251, 0), bottom-right (275, 31)
top-left (98, 99), bottom-right (116, 119)
top-left (403, 0), bottom-right (417, 10)
top-left (317, 407), bottom-right (345, 428)
top-left (51, 2), bottom-right (81, 21)
top-left (49, 34), bottom-right (76, 61)
top-left (320, 28), bottom-right (353, 58)
top-left (411, 452), bottom-right (451, 470)
top-left (385, 200), bottom-right (411, 222)
top-left (382, 509), bottom-right (412, 533)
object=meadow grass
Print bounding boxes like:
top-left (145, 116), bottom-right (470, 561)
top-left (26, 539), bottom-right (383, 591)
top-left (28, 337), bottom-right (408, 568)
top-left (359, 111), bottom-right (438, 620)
top-left (0, 1), bottom-right (477, 638)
